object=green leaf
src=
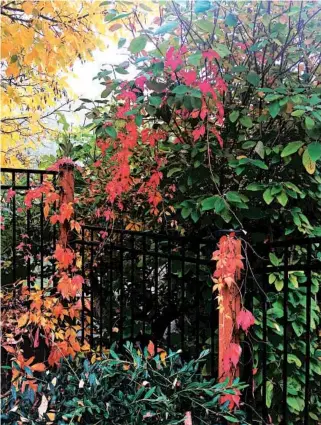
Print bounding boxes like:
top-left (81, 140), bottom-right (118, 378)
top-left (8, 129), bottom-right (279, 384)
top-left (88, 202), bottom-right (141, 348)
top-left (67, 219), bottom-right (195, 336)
top-left (275, 280), bottom-right (284, 291)
top-left (172, 85), bottom-right (189, 95)
top-left (266, 381), bottom-right (273, 408)
top-left (201, 196), bottom-right (218, 211)
top-left (225, 13), bottom-right (238, 27)
top-left (305, 116), bottom-right (315, 130)
top-left (246, 183), bottom-right (265, 191)
top-left (255, 141), bottom-right (265, 159)
top-left (149, 96), bottom-right (162, 107)
top-left (215, 198), bottom-right (226, 213)
top-left (269, 253), bottom-right (279, 266)
top-left (118, 38), bottom-right (126, 48)
top-left (188, 52), bottom-right (202, 66)
top-left (154, 21), bottom-right (178, 35)
top-left (308, 142), bottom-right (321, 161)
top-left (105, 12), bottom-right (131, 23)
top-left (302, 149), bottom-right (316, 174)
top-left (269, 102), bottom-right (281, 118)
top-left (277, 191), bottom-right (288, 206)
top-left (196, 19), bottom-right (214, 33)
top-left (105, 126), bottom-right (117, 139)
top-left (194, 1), bottom-right (211, 13)
top-left (129, 36), bottom-right (147, 54)
top-left (281, 141), bottom-right (303, 157)
top-left (263, 188), bottom-right (273, 205)
top-left (287, 354), bottom-right (302, 368)
top-left (251, 159), bottom-right (268, 170)
top-left (167, 167), bottom-right (182, 177)
top-left (222, 415), bottom-right (239, 423)
top-left (291, 109), bottom-right (305, 117)
top-left (191, 210), bottom-right (200, 223)
top-left (181, 208), bottom-right (191, 219)
top-left (226, 191), bottom-right (243, 203)
top-left (246, 71), bottom-right (260, 86)
top-left (240, 116), bottom-right (253, 128)
top-left (115, 66), bottom-right (129, 75)
top-left (229, 110), bottom-right (239, 123)
top-left (214, 43), bottom-right (231, 58)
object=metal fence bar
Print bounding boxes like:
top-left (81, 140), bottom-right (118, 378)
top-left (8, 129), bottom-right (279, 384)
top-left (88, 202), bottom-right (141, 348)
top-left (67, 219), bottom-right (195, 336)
top-left (304, 241), bottom-right (312, 425)
top-left (130, 234), bottom-right (135, 339)
top-left (90, 229), bottom-right (94, 347)
top-left (142, 235), bottom-right (146, 336)
top-left (109, 243), bottom-right (113, 344)
top-left (180, 241), bottom-right (185, 352)
top-left (26, 172), bottom-right (31, 289)
top-left (81, 227), bottom-right (85, 344)
top-left (282, 246), bottom-right (289, 424)
top-left (262, 271), bottom-right (268, 424)
top-left (12, 171), bottom-right (16, 284)
top-left (195, 243), bottom-right (200, 356)
top-left (154, 238), bottom-right (159, 353)
top-left (167, 238), bottom-right (172, 347)
top-left (40, 174), bottom-right (44, 289)
top-left (119, 232), bottom-right (124, 342)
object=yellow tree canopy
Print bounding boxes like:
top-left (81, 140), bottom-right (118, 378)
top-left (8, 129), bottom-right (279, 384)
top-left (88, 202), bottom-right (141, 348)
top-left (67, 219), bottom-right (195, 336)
top-left (1, 0), bottom-right (106, 167)
top-left (0, 0), bottom-right (158, 168)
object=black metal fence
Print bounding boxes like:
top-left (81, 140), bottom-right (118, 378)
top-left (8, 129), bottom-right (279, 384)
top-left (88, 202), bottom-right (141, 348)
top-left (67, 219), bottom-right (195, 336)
top-left (75, 225), bottom-right (219, 375)
top-left (2, 168), bottom-right (321, 424)
top-left (1, 167), bottom-right (58, 288)
top-left (244, 237), bottom-right (321, 425)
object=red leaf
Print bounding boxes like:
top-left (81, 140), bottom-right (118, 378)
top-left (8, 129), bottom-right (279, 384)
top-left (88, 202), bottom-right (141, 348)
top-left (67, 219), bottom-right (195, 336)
top-left (223, 343), bottom-right (242, 373)
top-left (147, 341), bottom-right (155, 357)
top-left (34, 328), bottom-right (40, 348)
top-left (236, 309), bottom-right (255, 334)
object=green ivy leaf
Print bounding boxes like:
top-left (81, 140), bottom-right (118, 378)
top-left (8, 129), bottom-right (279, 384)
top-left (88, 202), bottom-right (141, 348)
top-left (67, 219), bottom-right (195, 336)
top-left (129, 35), bottom-right (148, 54)
top-left (308, 142), bottom-right (321, 161)
top-left (281, 141), bottom-right (303, 157)
top-left (181, 208), bottom-right (191, 219)
top-left (291, 109), bottom-right (305, 117)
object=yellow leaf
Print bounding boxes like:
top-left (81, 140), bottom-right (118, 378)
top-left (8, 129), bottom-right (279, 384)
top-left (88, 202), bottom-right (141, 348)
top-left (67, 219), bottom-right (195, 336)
top-left (22, 2), bottom-right (34, 15)
top-left (18, 313), bottom-right (29, 328)
top-left (47, 412), bottom-right (56, 421)
top-left (302, 149), bottom-right (316, 174)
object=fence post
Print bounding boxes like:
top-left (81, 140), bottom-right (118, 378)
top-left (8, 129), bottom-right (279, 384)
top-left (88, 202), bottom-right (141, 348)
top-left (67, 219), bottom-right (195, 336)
top-left (218, 282), bottom-right (241, 380)
top-left (216, 230), bottom-right (243, 382)
top-left (58, 163), bottom-right (74, 248)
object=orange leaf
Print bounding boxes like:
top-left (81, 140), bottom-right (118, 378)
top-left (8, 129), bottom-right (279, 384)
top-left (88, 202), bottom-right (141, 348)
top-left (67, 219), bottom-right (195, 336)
top-left (31, 362), bottom-right (46, 372)
top-left (43, 204), bottom-right (50, 219)
top-left (2, 344), bottom-right (16, 354)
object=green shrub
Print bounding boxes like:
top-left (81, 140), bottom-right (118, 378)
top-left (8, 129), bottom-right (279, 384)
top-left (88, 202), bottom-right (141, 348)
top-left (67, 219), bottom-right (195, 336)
top-left (2, 344), bottom-right (247, 425)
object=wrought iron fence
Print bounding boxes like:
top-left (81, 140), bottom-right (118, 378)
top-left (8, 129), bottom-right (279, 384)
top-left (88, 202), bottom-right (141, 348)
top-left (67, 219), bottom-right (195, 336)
top-left (244, 237), bottom-right (321, 425)
top-left (75, 225), bottom-right (220, 375)
top-left (1, 167), bottom-right (321, 424)
top-left (1, 167), bottom-right (58, 288)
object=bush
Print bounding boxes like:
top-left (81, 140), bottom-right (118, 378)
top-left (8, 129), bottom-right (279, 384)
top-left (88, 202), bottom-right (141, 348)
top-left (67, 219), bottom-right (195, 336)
top-left (2, 343), bottom-right (247, 425)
